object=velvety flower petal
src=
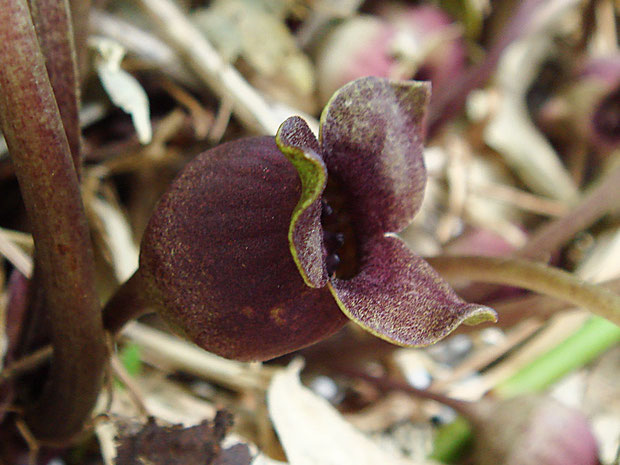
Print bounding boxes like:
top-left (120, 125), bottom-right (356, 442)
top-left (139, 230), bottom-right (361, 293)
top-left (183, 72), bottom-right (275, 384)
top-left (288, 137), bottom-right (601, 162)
top-left (140, 137), bottom-right (347, 361)
top-left (276, 116), bottom-right (328, 288)
top-left (327, 235), bottom-right (497, 346)
top-left (320, 76), bottom-right (431, 237)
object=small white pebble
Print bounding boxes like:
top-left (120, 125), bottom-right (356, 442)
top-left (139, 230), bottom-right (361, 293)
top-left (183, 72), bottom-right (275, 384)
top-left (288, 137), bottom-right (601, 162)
top-left (448, 334), bottom-right (473, 356)
top-left (47, 459), bottom-right (65, 465)
top-left (480, 327), bottom-right (506, 346)
top-left (310, 375), bottom-right (340, 403)
top-left (466, 89), bottom-right (497, 121)
top-left (405, 369), bottom-right (432, 390)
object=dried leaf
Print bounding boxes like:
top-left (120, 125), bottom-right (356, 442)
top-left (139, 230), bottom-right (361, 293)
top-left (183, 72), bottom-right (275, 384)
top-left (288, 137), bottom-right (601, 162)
top-left (575, 226), bottom-right (620, 283)
top-left (483, 0), bottom-right (580, 201)
top-left (0, 133), bottom-right (7, 157)
top-left (91, 36), bottom-right (152, 144)
top-left (88, 196), bottom-right (139, 282)
top-left (267, 360), bottom-right (440, 465)
top-left (193, 0), bottom-right (314, 97)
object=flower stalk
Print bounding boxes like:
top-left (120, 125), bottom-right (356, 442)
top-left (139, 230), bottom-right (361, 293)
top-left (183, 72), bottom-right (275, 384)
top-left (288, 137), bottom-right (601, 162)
top-left (427, 255), bottom-right (620, 326)
top-left (0, 0), bottom-right (106, 442)
top-left (28, 0), bottom-right (82, 175)
top-left (102, 270), bottom-right (151, 334)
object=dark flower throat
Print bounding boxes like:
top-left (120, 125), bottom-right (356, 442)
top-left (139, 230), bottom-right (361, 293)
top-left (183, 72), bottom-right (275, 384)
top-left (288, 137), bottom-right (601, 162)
top-left (321, 179), bottom-right (359, 279)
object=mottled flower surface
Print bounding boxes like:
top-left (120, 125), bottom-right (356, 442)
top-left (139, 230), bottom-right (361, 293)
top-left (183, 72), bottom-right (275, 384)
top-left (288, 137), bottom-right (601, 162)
top-left (139, 77), bottom-right (496, 361)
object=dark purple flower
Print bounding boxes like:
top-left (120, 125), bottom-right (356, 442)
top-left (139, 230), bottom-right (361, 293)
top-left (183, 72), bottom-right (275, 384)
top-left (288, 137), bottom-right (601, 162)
top-left (139, 77), bottom-right (496, 361)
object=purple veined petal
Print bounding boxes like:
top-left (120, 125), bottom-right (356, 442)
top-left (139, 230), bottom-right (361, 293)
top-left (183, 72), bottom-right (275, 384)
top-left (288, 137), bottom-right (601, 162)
top-left (327, 234), bottom-right (497, 346)
top-left (276, 116), bottom-right (329, 288)
top-left (319, 76), bottom-right (431, 238)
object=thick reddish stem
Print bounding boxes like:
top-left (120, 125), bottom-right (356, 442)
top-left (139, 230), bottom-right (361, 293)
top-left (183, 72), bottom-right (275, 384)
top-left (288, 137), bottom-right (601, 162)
top-left (0, 0), bottom-right (106, 442)
top-left (28, 0), bottom-right (82, 175)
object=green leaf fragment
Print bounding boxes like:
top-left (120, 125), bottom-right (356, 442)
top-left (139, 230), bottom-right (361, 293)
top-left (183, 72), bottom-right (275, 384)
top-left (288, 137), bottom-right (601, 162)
top-left (120, 342), bottom-right (143, 377)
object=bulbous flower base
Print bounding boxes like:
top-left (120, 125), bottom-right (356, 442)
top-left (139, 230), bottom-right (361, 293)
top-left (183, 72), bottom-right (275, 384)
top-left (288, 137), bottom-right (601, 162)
top-left (140, 137), bottom-right (347, 361)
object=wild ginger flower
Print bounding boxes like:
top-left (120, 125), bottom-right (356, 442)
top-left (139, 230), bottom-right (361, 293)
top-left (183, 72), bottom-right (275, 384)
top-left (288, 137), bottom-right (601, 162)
top-left (139, 77), bottom-right (496, 361)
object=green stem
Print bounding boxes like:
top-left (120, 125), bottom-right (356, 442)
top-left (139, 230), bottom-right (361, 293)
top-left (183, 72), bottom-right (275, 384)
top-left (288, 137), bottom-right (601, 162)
top-left (492, 316), bottom-right (620, 397)
top-left (429, 417), bottom-right (472, 463)
top-left (427, 255), bottom-right (620, 326)
top-left (0, 0), bottom-right (106, 442)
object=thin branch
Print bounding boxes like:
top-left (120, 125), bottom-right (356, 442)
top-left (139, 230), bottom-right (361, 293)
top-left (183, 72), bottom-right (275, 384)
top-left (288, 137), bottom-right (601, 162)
top-left (0, 346), bottom-right (53, 384)
top-left (492, 316), bottom-right (620, 397)
top-left (134, 0), bottom-right (317, 135)
top-left (109, 353), bottom-right (150, 419)
top-left (427, 255), bottom-right (620, 326)
top-left (340, 368), bottom-right (475, 419)
top-left (90, 9), bottom-right (199, 89)
top-left (518, 162), bottom-right (620, 259)
top-left (0, 0), bottom-right (106, 442)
